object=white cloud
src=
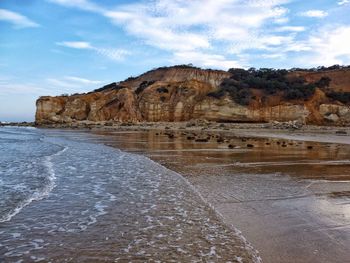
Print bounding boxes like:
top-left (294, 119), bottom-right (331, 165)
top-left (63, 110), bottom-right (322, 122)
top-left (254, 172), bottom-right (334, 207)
top-left (64, 76), bottom-right (103, 85)
top-left (45, 0), bottom-right (350, 69)
top-left (338, 0), bottom-right (350, 5)
top-left (302, 26), bottom-right (350, 66)
top-left (49, 0), bottom-right (350, 69)
top-left (260, 53), bottom-right (285, 59)
top-left (45, 77), bottom-right (104, 95)
top-left (299, 10), bottom-right (328, 18)
top-left (95, 48), bottom-right (130, 61)
top-left (283, 42), bottom-right (311, 52)
top-left (260, 25), bottom-right (350, 67)
top-left (47, 76), bottom-right (104, 89)
top-left (56, 41), bottom-right (93, 49)
top-left (275, 26), bottom-right (305, 32)
top-left (47, 78), bottom-right (80, 89)
top-left (102, 0), bottom-right (294, 68)
top-left (104, 0), bottom-right (290, 53)
top-left (104, 10), bottom-right (211, 52)
top-left (228, 33), bottom-right (295, 54)
top-left (47, 0), bottom-right (103, 12)
top-left (0, 9), bottom-right (40, 28)
top-left (56, 41), bottom-right (130, 61)
top-left (172, 51), bottom-right (242, 70)
top-left (48, 0), bottom-right (294, 68)
top-left (241, 35), bottom-right (312, 63)
top-left (274, 17), bottom-right (289, 24)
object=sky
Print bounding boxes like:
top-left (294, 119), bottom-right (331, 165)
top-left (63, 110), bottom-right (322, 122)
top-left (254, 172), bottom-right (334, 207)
top-left (0, 0), bottom-right (349, 121)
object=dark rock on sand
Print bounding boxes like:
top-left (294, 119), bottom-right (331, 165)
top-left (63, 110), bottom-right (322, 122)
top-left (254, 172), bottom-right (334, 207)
top-left (195, 138), bottom-right (209, 142)
top-left (336, 130), bottom-right (347, 135)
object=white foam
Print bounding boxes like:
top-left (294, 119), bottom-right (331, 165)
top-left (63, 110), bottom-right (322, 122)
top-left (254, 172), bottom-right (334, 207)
top-left (11, 233), bottom-right (21, 238)
top-left (107, 193), bottom-right (117, 201)
top-left (137, 154), bottom-right (263, 263)
top-left (0, 146), bottom-right (68, 223)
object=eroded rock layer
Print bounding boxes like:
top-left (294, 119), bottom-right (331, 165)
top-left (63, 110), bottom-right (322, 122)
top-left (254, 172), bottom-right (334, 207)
top-left (36, 66), bottom-right (350, 125)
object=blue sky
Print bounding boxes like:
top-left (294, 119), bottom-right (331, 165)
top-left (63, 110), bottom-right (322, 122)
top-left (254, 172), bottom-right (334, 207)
top-left (0, 0), bottom-right (349, 121)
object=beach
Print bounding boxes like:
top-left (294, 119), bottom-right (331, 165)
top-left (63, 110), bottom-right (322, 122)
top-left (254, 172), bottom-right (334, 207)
top-left (1, 123), bottom-right (349, 262)
top-left (0, 126), bottom-right (259, 262)
top-left (52, 122), bottom-right (350, 263)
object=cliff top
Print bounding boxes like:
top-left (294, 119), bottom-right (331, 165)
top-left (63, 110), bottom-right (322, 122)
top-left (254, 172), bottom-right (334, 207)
top-left (91, 64), bottom-right (350, 93)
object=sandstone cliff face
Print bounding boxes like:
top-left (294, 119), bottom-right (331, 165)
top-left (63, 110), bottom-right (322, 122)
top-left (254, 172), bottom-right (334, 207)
top-left (35, 66), bottom-right (350, 125)
top-left (319, 104), bottom-right (350, 123)
top-left (36, 88), bottom-right (142, 124)
top-left (36, 96), bottom-right (68, 123)
top-left (193, 99), bottom-right (310, 123)
top-left (121, 67), bottom-right (231, 89)
top-left (138, 80), bottom-right (213, 122)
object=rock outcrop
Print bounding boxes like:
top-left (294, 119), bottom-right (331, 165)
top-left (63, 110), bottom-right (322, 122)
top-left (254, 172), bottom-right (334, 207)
top-left (319, 104), bottom-right (350, 124)
top-left (35, 66), bottom-right (350, 126)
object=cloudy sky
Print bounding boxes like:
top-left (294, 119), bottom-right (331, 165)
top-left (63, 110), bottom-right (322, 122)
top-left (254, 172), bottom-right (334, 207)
top-left (0, 0), bottom-right (349, 121)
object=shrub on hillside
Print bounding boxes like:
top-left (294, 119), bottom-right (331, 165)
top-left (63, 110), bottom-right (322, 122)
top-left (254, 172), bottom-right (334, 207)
top-left (208, 68), bottom-right (316, 105)
top-left (135, 81), bottom-right (155, 95)
top-left (315, 77), bottom-right (331, 88)
top-left (327, 92), bottom-right (350, 104)
top-left (93, 82), bottom-right (125, 92)
top-left (156, 87), bottom-right (169, 93)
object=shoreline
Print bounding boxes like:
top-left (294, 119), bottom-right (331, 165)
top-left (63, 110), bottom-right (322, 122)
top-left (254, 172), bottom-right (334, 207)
top-left (33, 121), bottom-right (350, 146)
top-left (78, 126), bottom-right (350, 262)
top-left (0, 127), bottom-right (262, 262)
top-left (5, 124), bottom-right (349, 262)
top-left (3, 120), bottom-right (350, 143)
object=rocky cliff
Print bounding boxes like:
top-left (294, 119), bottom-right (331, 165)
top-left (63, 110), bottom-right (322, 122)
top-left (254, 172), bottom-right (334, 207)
top-left (35, 66), bottom-right (350, 125)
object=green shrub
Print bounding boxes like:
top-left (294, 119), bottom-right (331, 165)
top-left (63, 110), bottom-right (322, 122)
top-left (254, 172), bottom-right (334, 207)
top-left (208, 68), bottom-right (316, 105)
top-left (156, 87), bottom-right (169, 93)
top-left (93, 82), bottom-right (124, 92)
top-left (135, 81), bottom-right (155, 95)
top-left (327, 92), bottom-right (350, 104)
top-left (315, 77), bottom-right (331, 88)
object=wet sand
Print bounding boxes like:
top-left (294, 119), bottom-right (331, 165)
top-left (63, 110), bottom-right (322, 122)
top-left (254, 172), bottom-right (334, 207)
top-left (1, 128), bottom-right (261, 262)
top-left (41, 124), bottom-right (350, 262)
top-left (82, 125), bottom-right (350, 263)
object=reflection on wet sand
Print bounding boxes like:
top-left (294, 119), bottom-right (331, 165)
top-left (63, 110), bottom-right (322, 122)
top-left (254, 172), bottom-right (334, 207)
top-left (1, 129), bottom-right (261, 262)
top-left (56, 129), bottom-right (350, 263)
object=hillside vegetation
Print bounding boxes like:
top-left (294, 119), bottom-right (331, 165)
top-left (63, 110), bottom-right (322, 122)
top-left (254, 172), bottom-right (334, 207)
top-left (208, 66), bottom-right (350, 106)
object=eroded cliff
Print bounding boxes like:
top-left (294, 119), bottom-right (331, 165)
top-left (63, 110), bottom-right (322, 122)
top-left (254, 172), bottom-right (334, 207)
top-left (35, 66), bottom-right (350, 125)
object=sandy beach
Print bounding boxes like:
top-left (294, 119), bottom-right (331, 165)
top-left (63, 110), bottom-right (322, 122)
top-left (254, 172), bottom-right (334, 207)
top-left (44, 122), bottom-right (350, 263)
top-left (1, 122), bottom-right (349, 262)
top-left (1, 126), bottom-right (262, 262)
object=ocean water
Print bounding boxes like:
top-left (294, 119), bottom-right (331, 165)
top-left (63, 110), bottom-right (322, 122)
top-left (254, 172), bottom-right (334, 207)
top-left (0, 127), bottom-right (260, 262)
